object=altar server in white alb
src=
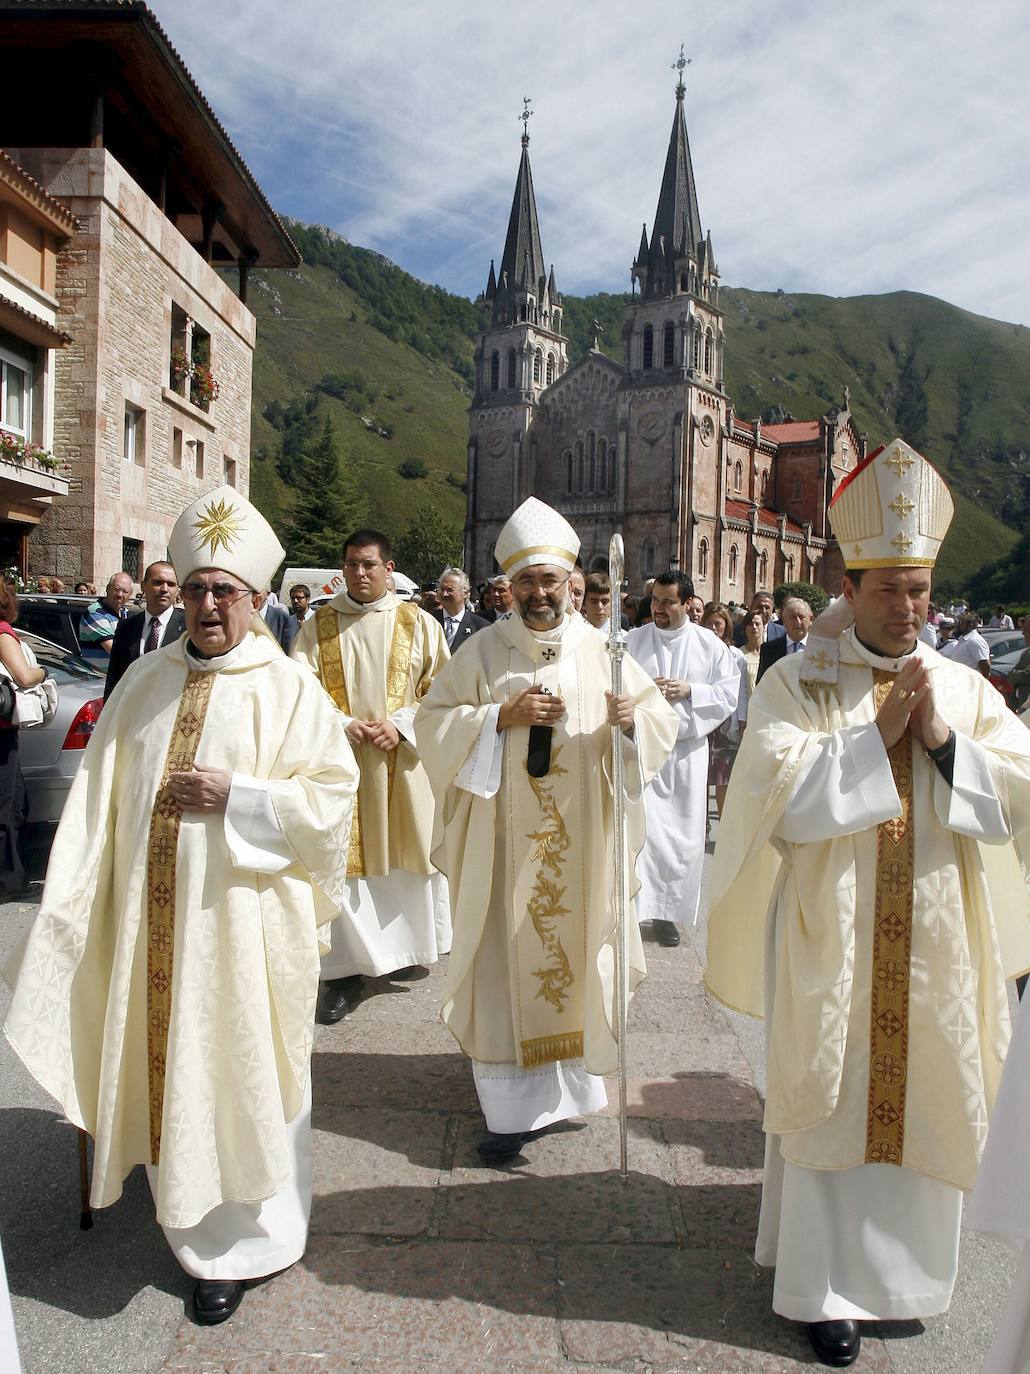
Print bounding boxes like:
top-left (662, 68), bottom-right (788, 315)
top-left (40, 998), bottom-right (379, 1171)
top-left (4, 487), bottom-right (357, 1327)
top-left (705, 440), bottom-right (1030, 1369)
top-left (415, 498), bottom-right (678, 1163)
top-left (626, 570), bottom-right (739, 947)
top-left (292, 528), bottom-right (451, 1024)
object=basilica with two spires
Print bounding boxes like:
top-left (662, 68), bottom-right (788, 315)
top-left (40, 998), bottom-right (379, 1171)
top-left (464, 64), bottom-right (864, 598)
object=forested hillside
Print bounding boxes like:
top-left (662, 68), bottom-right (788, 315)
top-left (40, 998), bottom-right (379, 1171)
top-left (242, 223), bottom-right (1028, 592)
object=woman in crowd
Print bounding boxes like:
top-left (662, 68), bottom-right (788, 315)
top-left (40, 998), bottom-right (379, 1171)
top-left (0, 578), bottom-right (45, 897)
top-left (741, 608), bottom-right (764, 696)
top-left (701, 601), bottom-right (748, 819)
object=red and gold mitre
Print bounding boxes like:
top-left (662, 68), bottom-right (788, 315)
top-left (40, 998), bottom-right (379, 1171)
top-left (829, 438), bottom-right (953, 570)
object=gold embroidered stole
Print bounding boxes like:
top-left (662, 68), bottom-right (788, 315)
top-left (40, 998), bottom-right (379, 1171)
top-left (314, 600), bottom-right (419, 877)
top-left (145, 669), bottom-right (215, 1163)
top-left (866, 670), bottom-right (915, 1165)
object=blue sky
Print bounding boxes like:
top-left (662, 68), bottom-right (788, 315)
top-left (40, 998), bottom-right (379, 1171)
top-left (158, 0), bottom-right (1030, 326)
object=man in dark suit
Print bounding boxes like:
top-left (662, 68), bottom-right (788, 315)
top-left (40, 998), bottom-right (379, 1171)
top-left (432, 568), bottom-right (488, 651)
top-left (756, 596), bottom-right (813, 684)
top-left (103, 561), bottom-right (186, 700)
top-left (254, 591), bottom-right (295, 652)
top-left (733, 591), bottom-right (787, 648)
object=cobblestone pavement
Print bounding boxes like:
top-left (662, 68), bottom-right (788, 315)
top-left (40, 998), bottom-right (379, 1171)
top-left (0, 832), bottom-right (1018, 1373)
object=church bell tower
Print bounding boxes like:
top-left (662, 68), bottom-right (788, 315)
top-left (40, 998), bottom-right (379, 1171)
top-left (466, 100), bottom-right (568, 580)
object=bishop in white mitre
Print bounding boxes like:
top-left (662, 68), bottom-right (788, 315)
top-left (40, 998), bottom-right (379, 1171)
top-left (626, 571), bottom-right (739, 946)
top-left (705, 440), bottom-right (1030, 1369)
top-left (292, 527), bottom-right (451, 1023)
top-left (415, 499), bottom-right (678, 1162)
top-left (4, 487), bottom-right (357, 1326)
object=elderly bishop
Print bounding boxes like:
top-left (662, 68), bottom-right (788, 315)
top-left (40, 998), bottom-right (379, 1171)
top-left (415, 499), bottom-right (678, 1162)
top-left (706, 441), bottom-right (1030, 1368)
top-left (4, 488), bottom-right (357, 1326)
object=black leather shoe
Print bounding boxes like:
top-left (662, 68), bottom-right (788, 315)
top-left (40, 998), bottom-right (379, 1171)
top-left (806, 1320), bottom-right (860, 1367)
top-left (654, 919), bottom-right (681, 947)
top-left (193, 1279), bottom-right (245, 1325)
top-left (478, 1131), bottom-right (528, 1163)
top-left (316, 975), bottom-right (362, 1025)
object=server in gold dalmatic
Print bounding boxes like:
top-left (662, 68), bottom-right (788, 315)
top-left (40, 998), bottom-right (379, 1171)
top-left (706, 440), bottom-right (1030, 1369)
top-left (4, 487), bottom-right (357, 1327)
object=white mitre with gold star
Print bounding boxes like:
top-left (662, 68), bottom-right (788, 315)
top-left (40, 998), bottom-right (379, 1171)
top-left (494, 497), bottom-right (580, 575)
top-left (828, 437), bottom-right (953, 569)
top-left (168, 485), bottom-right (285, 588)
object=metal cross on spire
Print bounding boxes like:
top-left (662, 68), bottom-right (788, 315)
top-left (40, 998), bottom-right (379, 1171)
top-left (672, 43), bottom-right (691, 99)
top-left (519, 96), bottom-right (533, 147)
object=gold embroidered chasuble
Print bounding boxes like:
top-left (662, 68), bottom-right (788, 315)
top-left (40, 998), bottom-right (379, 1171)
top-left (292, 590), bottom-right (448, 878)
top-left (4, 629), bottom-right (357, 1228)
top-left (705, 630), bottom-right (1030, 1191)
top-left (415, 613), bottom-right (678, 1072)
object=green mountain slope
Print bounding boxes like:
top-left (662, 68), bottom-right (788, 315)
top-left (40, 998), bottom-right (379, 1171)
top-left (243, 227), bottom-right (1027, 592)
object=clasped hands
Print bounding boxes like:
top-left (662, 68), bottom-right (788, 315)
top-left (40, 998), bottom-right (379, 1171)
top-left (655, 675), bottom-right (691, 702)
top-left (875, 657), bottom-right (950, 752)
top-left (497, 684), bottom-right (636, 737)
top-left (346, 718), bottom-right (401, 752)
top-left (164, 763), bottom-right (231, 814)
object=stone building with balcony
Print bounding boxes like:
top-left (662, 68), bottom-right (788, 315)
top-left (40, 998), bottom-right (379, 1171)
top-left (1, 0), bottom-right (298, 586)
top-left (466, 73), bottom-right (864, 600)
top-left (0, 151), bottom-right (73, 578)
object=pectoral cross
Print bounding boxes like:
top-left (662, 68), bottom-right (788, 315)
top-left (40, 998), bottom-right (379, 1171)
top-left (541, 647), bottom-right (556, 661)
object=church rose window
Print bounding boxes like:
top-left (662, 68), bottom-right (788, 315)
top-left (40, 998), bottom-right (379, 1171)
top-left (642, 325), bottom-right (654, 370)
top-left (663, 320), bottom-right (675, 367)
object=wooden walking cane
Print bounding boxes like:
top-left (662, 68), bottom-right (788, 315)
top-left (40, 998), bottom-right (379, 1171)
top-left (607, 533), bottom-right (630, 1183)
top-left (77, 1127), bottom-right (93, 1230)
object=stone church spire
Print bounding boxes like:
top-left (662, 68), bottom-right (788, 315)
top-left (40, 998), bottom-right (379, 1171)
top-left (490, 98), bottom-right (550, 327)
top-left (633, 48), bottom-right (713, 303)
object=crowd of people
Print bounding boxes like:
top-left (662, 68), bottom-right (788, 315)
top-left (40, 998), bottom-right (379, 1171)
top-left (0, 437), bottom-right (1029, 1370)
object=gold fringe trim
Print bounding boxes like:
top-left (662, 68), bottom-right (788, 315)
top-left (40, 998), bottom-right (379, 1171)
top-left (520, 1031), bottom-right (585, 1068)
top-left (145, 669), bottom-right (215, 1164)
top-left (800, 679), bottom-right (840, 704)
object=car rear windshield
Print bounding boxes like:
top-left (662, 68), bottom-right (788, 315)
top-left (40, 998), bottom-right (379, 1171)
top-left (21, 632), bottom-right (106, 687)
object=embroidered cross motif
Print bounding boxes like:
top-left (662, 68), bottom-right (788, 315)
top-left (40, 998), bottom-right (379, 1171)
top-left (541, 647), bottom-right (556, 661)
top-left (891, 532), bottom-right (914, 554)
top-left (852, 544), bottom-right (863, 558)
top-left (886, 449), bottom-right (916, 476)
top-left (808, 649), bottom-right (833, 672)
top-left (889, 494), bottom-right (915, 519)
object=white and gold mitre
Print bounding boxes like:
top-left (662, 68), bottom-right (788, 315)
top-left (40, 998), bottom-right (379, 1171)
top-left (829, 437), bottom-right (953, 569)
top-left (168, 485), bottom-right (285, 588)
top-left (494, 497), bottom-right (580, 575)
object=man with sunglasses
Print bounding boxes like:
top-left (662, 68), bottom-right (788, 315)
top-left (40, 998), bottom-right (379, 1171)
top-left (5, 486), bottom-right (358, 1327)
top-left (292, 528), bottom-right (451, 1024)
top-left (416, 498), bottom-right (677, 1163)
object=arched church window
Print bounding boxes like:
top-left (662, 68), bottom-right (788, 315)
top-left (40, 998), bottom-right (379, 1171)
top-left (704, 328), bottom-right (714, 375)
top-left (598, 438), bottom-right (608, 492)
top-left (546, 353), bottom-right (556, 385)
top-left (589, 452), bottom-right (596, 492)
top-left (759, 550), bottom-right (769, 585)
top-left (734, 461), bottom-right (742, 493)
top-left (760, 469), bottom-right (768, 500)
top-left (563, 451), bottom-right (573, 496)
top-left (533, 349), bottom-right (542, 384)
top-left (575, 439), bottom-right (584, 494)
top-left (692, 325), bottom-right (702, 370)
top-left (663, 320), bottom-right (675, 367)
top-left (785, 555), bottom-right (795, 581)
top-left (642, 538), bottom-right (657, 577)
top-left (506, 349), bottom-right (517, 389)
top-left (680, 273), bottom-right (688, 292)
top-left (697, 538), bottom-right (709, 580)
top-left (642, 325), bottom-right (654, 370)
top-left (729, 544), bottom-right (739, 582)
top-left (490, 351), bottom-right (499, 391)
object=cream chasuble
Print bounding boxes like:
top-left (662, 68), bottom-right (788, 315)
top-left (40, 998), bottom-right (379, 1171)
top-left (626, 621), bottom-right (738, 927)
top-left (415, 614), bottom-right (677, 1074)
top-left (706, 629), bottom-right (1030, 1192)
top-left (291, 589), bottom-right (451, 977)
top-left (4, 629), bottom-right (357, 1229)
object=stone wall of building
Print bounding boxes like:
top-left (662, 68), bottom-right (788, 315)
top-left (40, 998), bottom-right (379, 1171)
top-left (17, 148), bottom-right (256, 585)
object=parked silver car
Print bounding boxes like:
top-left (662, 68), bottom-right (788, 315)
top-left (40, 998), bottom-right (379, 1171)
top-left (16, 630), bottom-right (106, 824)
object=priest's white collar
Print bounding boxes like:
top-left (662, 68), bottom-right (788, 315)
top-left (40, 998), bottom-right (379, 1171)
top-left (184, 636), bottom-right (251, 673)
top-left (333, 588), bottom-right (399, 614)
top-left (844, 625), bottom-right (925, 674)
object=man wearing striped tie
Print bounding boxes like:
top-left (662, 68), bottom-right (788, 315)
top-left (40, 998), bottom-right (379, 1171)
top-left (103, 562), bottom-right (186, 700)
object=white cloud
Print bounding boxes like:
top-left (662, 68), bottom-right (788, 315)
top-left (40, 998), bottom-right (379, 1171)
top-left (156, 0), bottom-right (1030, 324)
